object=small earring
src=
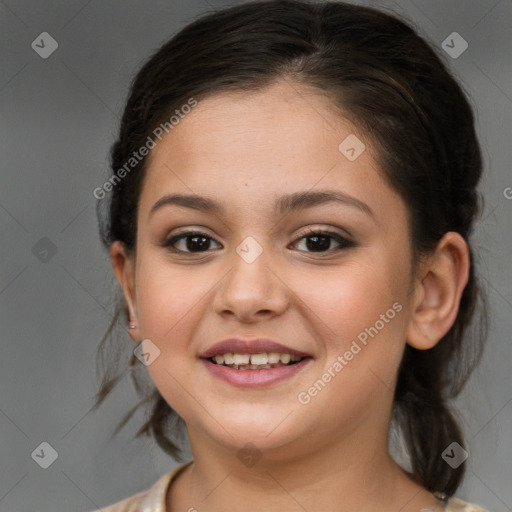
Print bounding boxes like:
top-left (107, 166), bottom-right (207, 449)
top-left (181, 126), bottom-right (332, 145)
top-left (128, 324), bottom-right (136, 329)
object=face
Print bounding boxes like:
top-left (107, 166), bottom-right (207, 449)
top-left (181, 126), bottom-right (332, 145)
top-left (119, 80), bottom-right (418, 461)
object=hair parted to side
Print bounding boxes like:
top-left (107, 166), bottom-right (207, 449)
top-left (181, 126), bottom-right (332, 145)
top-left (94, 0), bottom-right (488, 496)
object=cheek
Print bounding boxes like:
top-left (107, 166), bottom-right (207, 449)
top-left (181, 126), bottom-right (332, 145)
top-left (293, 262), bottom-right (404, 345)
top-left (133, 265), bottom-right (205, 404)
top-left (291, 257), bottom-right (410, 402)
top-left (134, 264), bottom-right (205, 417)
top-left (135, 255), bottom-right (209, 339)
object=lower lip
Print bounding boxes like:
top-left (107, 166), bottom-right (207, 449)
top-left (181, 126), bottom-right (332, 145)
top-left (201, 358), bottom-right (313, 387)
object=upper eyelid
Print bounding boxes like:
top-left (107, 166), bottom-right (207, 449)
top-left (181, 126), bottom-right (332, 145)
top-left (166, 222), bottom-right (352, 237)
top-left (165, 226), bottom-right (351, 241)
top-left (164, 228), bottom-right (354, 251)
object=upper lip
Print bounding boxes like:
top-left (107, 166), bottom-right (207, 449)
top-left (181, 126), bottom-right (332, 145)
top-left (199, 338), bottom-right (312, 359)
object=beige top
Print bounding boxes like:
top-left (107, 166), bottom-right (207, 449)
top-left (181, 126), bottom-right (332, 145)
top-left (89, 460), bottom-right (490, 512)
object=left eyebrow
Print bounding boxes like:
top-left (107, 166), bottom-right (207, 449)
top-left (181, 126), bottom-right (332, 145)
top-left (148, 189), bottom-right (374, 220)
top-left (276, 190), bottom-right (374, 218)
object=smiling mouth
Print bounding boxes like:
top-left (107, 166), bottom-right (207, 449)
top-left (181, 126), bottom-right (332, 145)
top-left (208, 352), bottom-right (307, 370)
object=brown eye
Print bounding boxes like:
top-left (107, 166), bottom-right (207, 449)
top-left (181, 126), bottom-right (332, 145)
top-left (163, 231), bottom-right (221, 253)
top-left (293, 229), bottom-right (356, 253)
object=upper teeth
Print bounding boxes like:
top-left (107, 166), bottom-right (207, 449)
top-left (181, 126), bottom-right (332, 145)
top-left (212, 353), bottom-right (302, 365)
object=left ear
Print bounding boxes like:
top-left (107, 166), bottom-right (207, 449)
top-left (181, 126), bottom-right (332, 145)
top-left (406, 232), bottom-right (470, 350)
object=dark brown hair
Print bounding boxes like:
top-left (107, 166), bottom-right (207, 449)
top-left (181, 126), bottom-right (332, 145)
top-left (94, 0), bottom-right (487, 496)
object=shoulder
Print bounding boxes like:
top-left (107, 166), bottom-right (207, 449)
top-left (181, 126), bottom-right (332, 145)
top-left (445, 496), bottom-right (490, 512)
top-left (87, 472), bottom-right (171, 512)
top-left (90, 487), bottom-right (149, 512)
top-left (86, 460), bottom-right (193, 512)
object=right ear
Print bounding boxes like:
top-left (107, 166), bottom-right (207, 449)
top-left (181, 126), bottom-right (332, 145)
top-left (110, 241), bottom-right (140, 342)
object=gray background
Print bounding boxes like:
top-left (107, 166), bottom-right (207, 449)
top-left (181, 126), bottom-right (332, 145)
top-left (0, 0), bottom-right (510, 511)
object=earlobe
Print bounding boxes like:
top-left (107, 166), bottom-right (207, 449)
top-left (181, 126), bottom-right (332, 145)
top-left (406, 232), bottom-right (470, 350)
top-left (109, 241), bottom-right (140, 341)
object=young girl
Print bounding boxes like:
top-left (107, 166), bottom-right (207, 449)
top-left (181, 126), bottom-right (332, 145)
top-left (91, 1), bottom-right (490, 510)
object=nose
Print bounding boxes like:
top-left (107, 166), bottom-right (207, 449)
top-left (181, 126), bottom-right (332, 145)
top-left (212, 245), bottom-right (290, 323)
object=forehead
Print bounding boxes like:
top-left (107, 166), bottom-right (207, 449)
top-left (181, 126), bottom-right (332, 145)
top-left (166, 82), bottom-right (349, 153)
top-left (139, 80), bottom-right (406, 226)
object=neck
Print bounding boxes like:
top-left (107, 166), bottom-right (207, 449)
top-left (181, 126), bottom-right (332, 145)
top-left (168, 422), bottom-right (439, 512)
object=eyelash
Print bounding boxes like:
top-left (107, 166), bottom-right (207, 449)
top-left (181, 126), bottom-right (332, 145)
top-left (162, 228), bottom-right (356, 255)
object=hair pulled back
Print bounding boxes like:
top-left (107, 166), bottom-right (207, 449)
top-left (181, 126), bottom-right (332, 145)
top-left (95, 0), bottom-right (487, 496)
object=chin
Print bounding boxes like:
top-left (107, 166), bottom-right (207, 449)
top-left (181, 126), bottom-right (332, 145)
top-left (207, 414), bottom-right (301, 451)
